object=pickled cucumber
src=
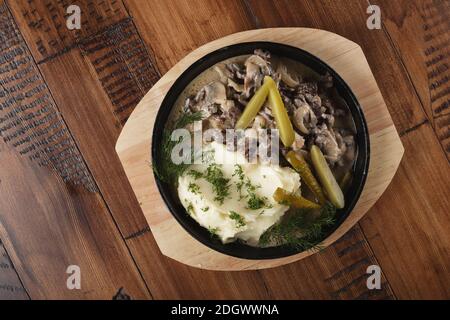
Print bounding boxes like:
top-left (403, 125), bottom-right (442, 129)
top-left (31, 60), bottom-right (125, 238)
top-left (273, 187), bottom-right (320, 209)
top-left (265, 76), bottom-right (295, 147)
top-left (310, 145), bottom-right (345, 209)
top-left (235, 81), bottom-right (270, 129)
top-left (285, 151), bottom-right (326, 204)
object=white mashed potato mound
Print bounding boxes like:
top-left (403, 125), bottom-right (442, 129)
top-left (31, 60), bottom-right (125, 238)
top-left (178, 142), bottom-right (300, 244)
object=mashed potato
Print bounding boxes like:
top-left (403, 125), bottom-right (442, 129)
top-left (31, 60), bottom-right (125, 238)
top-left (178, 142), bottom-right (300, 244)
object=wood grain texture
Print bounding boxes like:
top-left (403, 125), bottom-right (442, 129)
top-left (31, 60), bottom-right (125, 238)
top-left (0, 240), bottom-right (28, 300)
top-left (116, 27), bottom-right (403, 270)
top-left (124, 0), bottom-right (256, 73)
top-left (39, 50), bottom-right (150, 237)
top-left (0, 0), bottom-right (447, 299)
top-left (371, 0), bottom-right (450, 160)
top-left (259, 225), bottom-right (395, 299)
top-left (7, 0), bottom-right (129, 62)
top-left (6, 0), bottom-right (158, 246)
top-left (0, 1), bottom-right (150, 299)
top-left (9, 0), bottom-right (273, 299)
top-left (126, 232), bottom-right (271, 299)
top-left (0, 138), bottom-right (150, 299)
top-left (80, 18), bottom-right (160, 125)
top-left (249, 0), bottom-right (450, 299)
top-left (40, 51), bottom-right (271, 299)
top-left (360, 124), bottom-right (450, 299)
top-left (123, 2), bottom-right (397, 299)
top-left (0, 4), bottom-right (96, 192)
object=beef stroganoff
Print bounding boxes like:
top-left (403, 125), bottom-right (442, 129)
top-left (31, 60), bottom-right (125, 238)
top-left (155, 49), bottom-right (357, 250)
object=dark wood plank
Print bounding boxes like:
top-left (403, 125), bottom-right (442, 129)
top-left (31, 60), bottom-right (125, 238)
top-left (371, 0), bottom-right (450, 160)
top-left (435, 113), bottom-right (450, 156)
top-left (0, 139), bottom-right (149, 299)
top-left (0, 2), bottom-right (150, 299)
top-left (248, 0), bottom-right (450, 299)
top-left (360, 124), bottom-right (450, 299)
top-left (80, 19), bottom-right (160, 125)
top-left (39, 48), bottom-right (152, 237)
top-left (0, 240), bottom-right (28, 300)
top-left (127, 233), bottom-right (271, 299)
top-left (7, 0), bottom-right (158, 249)
top-left (123, 0), bottom-right (255, 72)
top-left (7, 0), bottom-right (272, 299)
top-left (7, 0), bottom-right (129, 62)
top-left (39, 50), bottom-right (271, 299)
top-left (0, 0), bottom-right (27, 300)
top-left (260, 225), bottom-right (395, 299)
top-left (4, 0), bottom-right (446, 300)
top-left (125, 0), bottom-right (395, 299)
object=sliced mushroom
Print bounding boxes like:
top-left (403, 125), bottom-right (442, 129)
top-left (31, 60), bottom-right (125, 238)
top-left (334, 132), bottom-right (347, 166)
top-left (188, 81), bottom-right (226, 114)
top-left (245, 54), bottom-right (271, 75)
top-left (221, 100), bottom-right (235, 113)
top-left (214, 65), bottom-right (232, 84)
top-left (312, 124), bottom-right (345, 165)
top-left (261, 102), bottom-right (273, 117)
top-left (243, 54), bottom-right (273, 96)
top-left (259, 103), bottom-right (276, 129)
top-left (292, 100), bottom-right (317, 134)
top-left (321, 113), bottom-right (335, 127)
top-left (243, 61), bottom-right (263, 94)
top-left (221, 100), bottom-right (241, 127)
top-left (227, 63), bottom-right (246, 80)
top-left (306, 94), bottom-right (322, 111)
top-left (277, 64), bottom-right (300, 87)
top-left (203, 81), bottom-right (227, 105)
top-left (227, 78), bottom-right (244, 93)
top-left (206, 115), bottom-right (226, 130)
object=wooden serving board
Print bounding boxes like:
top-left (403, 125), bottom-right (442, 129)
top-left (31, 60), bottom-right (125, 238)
top-left (116, 28), bottom-right (404, 271)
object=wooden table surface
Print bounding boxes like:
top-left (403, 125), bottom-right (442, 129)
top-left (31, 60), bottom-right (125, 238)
top-left (0, 0), bottom-right (448, 300)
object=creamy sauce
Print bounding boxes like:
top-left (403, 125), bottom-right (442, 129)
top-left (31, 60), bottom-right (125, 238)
top-left (178, 142), bottom-right (300, 244)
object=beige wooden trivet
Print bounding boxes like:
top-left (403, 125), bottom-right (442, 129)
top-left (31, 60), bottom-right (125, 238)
top-left (116, 28), bottom-right (404, 270)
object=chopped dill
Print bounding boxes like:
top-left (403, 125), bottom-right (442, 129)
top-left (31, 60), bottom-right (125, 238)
top-left (229, 211), bottom-right (246, 228)
top-left (208, 226), bottom-right (220, 238)
top-left (188, 182), bottom-right (201, 194)
top-left (187, 169), bottom-right (203, 180)
top-left (247, 193), bottom-right (268, 210)
top-left (153, 111), bottom-right (204, 184)
top-left (244, 179), bottom-right (271, 210)
top-left (201, 206), bottom-right (209, 212)
top-left (259, 202), bottom-right (337, 251)
top-left (232, 165), bottom-right (246, 199)
top-left (232, 164), bottom-right (245, 180)
top-left (205, 163), bottom-right (230, 205)
top-left (186, 202), bottom-right (195, 216)
top-left (232, 165), bottom-right (271, 209)
top-left (244, 178), bottom-right (259, 193)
